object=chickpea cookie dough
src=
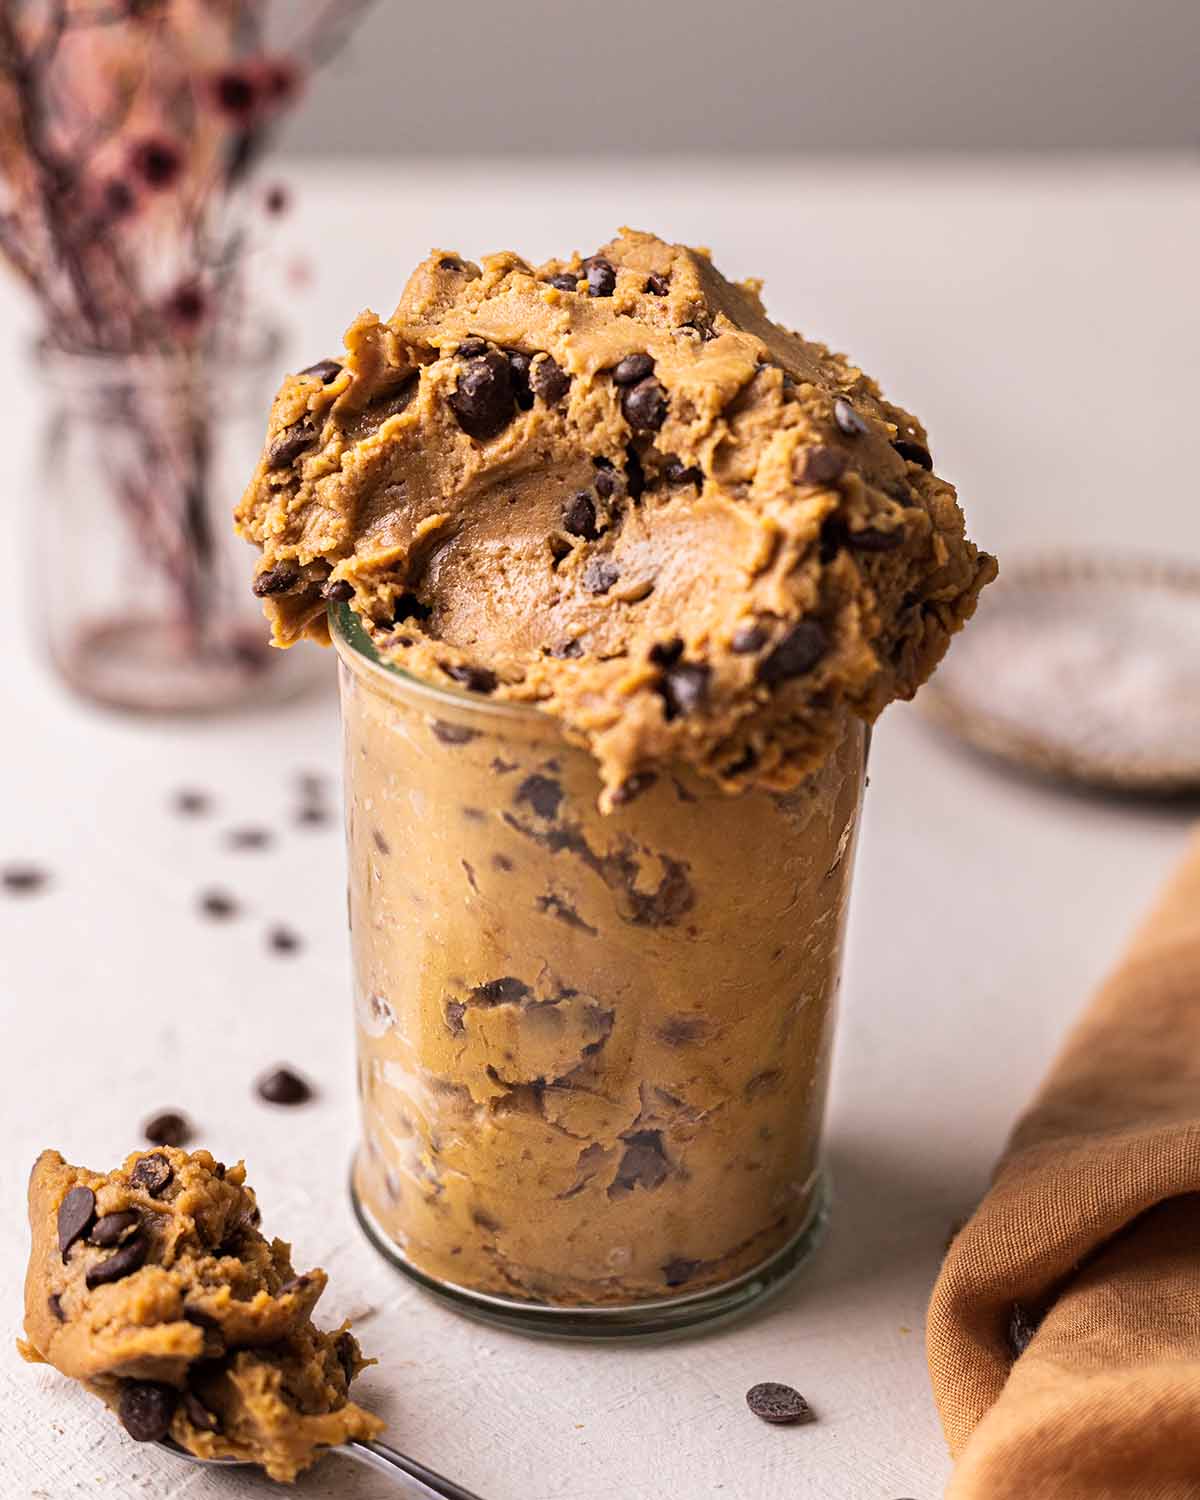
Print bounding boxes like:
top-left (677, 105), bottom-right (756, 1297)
top-left (236, 227), bottom-right (995, 809)
top-left (19, 1148), bottom-right (381, 1482)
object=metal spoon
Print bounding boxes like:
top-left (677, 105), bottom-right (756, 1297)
top-left (157, 1436), bottom-right (487, 1498)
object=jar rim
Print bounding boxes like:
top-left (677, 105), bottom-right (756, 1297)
top-left (328, 602), bottom-right (554, 725)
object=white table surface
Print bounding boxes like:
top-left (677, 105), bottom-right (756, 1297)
top-left (3, 155), bottom-right (1198, 1500)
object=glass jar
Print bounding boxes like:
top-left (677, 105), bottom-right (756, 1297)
top-left (34, 328), bottom-right (318, 713)
top-left (335, 605), bottom-right (867, 1337)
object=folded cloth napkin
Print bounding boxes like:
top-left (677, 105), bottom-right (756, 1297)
top-left (928, 829), bottom-right (1200, 1500)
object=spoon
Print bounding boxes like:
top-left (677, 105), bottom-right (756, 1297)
top-left (157, 1436), bottom-right (488, 1497)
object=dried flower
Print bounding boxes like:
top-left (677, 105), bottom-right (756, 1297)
top-left (102, 179), bottom-right (137, 221)
top-left (163, 279), bottom-right (208, 333)
top-left (128, 137), bottom-right (184, 191)
top-left (257, 56), bottom-right (302, 110)
top-left (208, 66), bottom-right (260, 123)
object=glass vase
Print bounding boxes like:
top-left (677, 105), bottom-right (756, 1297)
top-left (34, 327), bottom-right (316, 713)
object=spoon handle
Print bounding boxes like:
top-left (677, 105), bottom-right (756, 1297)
top-left (341, 1438), bottom-right (488, 1499)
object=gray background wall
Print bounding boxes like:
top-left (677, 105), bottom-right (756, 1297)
top-left (285, 0), bottom-right (1199, 156)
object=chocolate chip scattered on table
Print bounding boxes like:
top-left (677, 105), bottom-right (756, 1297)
top-left (745, 1382), bottom-right (815, 1425)
top-left (256, 1066), bottom-right (314, 1105)
top-left (2, 863), bottom-right (49, 896)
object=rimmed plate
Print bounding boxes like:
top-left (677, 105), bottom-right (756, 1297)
top-left (920, 553), bottom-right (1200, 795)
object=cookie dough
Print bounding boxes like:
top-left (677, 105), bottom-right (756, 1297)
top-left (236, 228), bottom-right (994, 807)
top-left (20, 1148), bottom-right (382, 1482)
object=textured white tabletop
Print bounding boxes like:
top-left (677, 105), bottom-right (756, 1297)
top-left (3, 156), bottom-right (1197, 1500)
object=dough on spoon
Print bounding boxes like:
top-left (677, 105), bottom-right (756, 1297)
top-left (20, 1147), bottom-right (382, 1483)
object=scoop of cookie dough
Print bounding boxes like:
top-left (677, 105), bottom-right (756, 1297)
top-left (236, 227), bottom-right (995, 806)
top-left (19, 1148), bottom-right (382, 1483)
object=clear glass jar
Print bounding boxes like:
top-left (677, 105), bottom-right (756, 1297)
top-left (34, 328), bottom-right (318, 713)
top-left (335, 606), bottom-right (867, 1337)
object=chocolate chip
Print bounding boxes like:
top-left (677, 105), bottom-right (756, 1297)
top-left (530, 353), bottom-right (570, 405)
top-left (3, 863), bottom-right (47, 894)
top-left (662, 1258), bottom-right (700, 1287)
top-left (545, 272), bottom-right (579, 292)
top-left (586, 258), bottom-right (616, 297)
top-left (516, 774), bottom-right (563, 820)
top-left (758, 621), bottom-right (829, 686)
top-left (448, 350), bottom-right (514, 440)
top-left (57, 1186), bottom-right (96, 1258)
top-left (473, 976), bottom-right (531, 1006)
top-left (612, 353), bottom-right (654, 386)
top-left (172, 789), bottom-right (209, 817)
top-left (506, 350), bottom-right (534, 410)
top-left (644, 274), bottom-right (669, 296)
top-left (256, 1067), bottom-right (313, 1105)
top-left (389, 590), bottom-right (433, 633)
top-left (267, 924), bottom-right (302, 955)
top-left (279, 1274), bottom-right (313, 1298)
top-left (90, 1210), bottom-right (141, 1248)
top-left (48, 1293), bottom-right (64, 1321)
top-left (846, 525), bottom-right (906, 553)
top-left (130, 1154), bottom-right (172, 1196)
top-left (893, 439), bottom-right (933, 470)
top-left (610, 1131), bottom-right (670, 1194)
top-left (334, 1330), bottom-right (357, 1386)
top-left (562, 491), bottom-right (598, 540)
top-left (800, 445), bottom-right (847, 485)
top-left (438, 256), bottom-right (465, 271)
top-left (731, 624), bottom-right (766, 654)
top-left (251, 564), bottom-right (299, 598)
top-left (663, 457), bottom-right (702, 487)
top-left (582, 560), bottom-right (620, 595)
top-left (593, 466), bottom-right (617, 499)
top-left (611, 770), bottom-right (658, 805)
top-left (198, 889), bottom-right (237, 920)
top-left (658, 662), bottom-right (710, 721)
top-left (621, 377), bottom-right (668, 432)
top-left (182, 1391), bottom-right (219, 1432)
top-left (444, 662), bottom-right (498, 694)
top-left (649, 637), bottom-right (684, 667)
top-left (298, 359), bottom-right (342, 384)
top-left (86, 1230), bottom-right (149, 1288)
top-left (143, 1111), bottom-right (191, 1147)
top-left (446, 1000), bottom-right (466, 1035)
top-left (745, 1382), bottom-right (813, 1425)
top-left (322, 578), bottom-right (354, 602)
top-left (226, 826), bottom-right (271, 851)
top-left (266, 420), bottom-right (318, 469)
top-left (833, 397), bottom-right (868, 437)
top-left (624, 445), bottom-right (646, 499)
top-left (456, 338), bottom-right (488, 359)
top-left (1008, 1301), bottom-right (1039, 1357)
top-left (431, 719), bottom-right (479, 745)
top-left (118, 1380), bottom-right (178, 1443)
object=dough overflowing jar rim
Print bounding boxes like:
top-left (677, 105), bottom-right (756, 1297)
top-left (328, 601), bottom-right (555, 726)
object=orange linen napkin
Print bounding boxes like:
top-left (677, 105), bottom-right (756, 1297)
top-left (928, 829), bottom-right (1200, 1500)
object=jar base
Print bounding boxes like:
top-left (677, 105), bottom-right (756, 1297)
top-left (50, 613), bottom-right (322, 714)
top-left (349, 1163), bottom-right (830, 1340)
